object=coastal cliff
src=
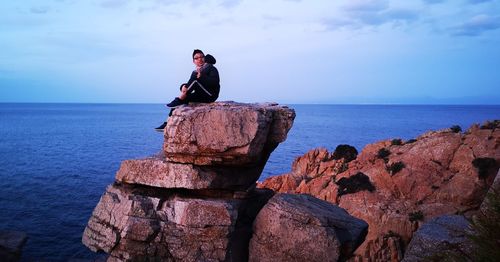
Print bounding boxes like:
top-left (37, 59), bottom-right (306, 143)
top-left (82, 101), bottom-right (498, 261)
top-left (82, 102), bottom-right (368, 261)
top-left (259, 120), bottom-right (500, 261)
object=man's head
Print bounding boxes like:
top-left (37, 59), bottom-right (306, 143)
top-left (192, 49), bottom-right (205, 67)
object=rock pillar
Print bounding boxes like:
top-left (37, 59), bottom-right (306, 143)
top-left (82, 102), bottom-right (295, 261)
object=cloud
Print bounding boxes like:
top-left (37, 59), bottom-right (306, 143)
top-left (320, 18), bottom-right (355, 31)
top-left (422, 0), bottom-right (445, 4)
top-left (423, 0), bottom-right (494, 7)
top-left (155, 0), bottom-right (202, 6)
top-left (384, 9), bottom-right (419, 22)
top-left (219, 0), bottom-right (243, 8)
top-left (452, 14), bottom-right (500, 36)
top-left (30, 6), bottom-right (50, 14)
top-left (100, 0), bottom-right (130, 8)
top-left (343, 0), bottom-right (388, 13)
top-left (262, 15), bottom-right (282, 21)
top-left (345, 1), bottom-right (418, 26)
top-left (468, 0), bottom-right (493, 4)
top-left (322, 1), bottom-right (419, 30)
top-left (151, 0), bottom-right (242, 9)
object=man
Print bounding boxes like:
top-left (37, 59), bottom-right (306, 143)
top-left (155, 49), bottom-right (220, 131)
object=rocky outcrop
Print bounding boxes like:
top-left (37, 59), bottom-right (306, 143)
top-left (259, 121), bottom-right (500, 261)
top-left (83, 102), bottom-right (304, 261)
top-left (115, 156), bottom-right (268, 191)
top-left (83, 102), bottom-right (373, 261)
top-left (83, 184), bottom-right (273, 261)
top-left (164, 102), bottom-right (294, 166)
top-left (403, 215), bottom-right (473, 262)
top-left (0, 230), bottom-right (28, 262)
top-left (249, 193), bottom-right (368, 262)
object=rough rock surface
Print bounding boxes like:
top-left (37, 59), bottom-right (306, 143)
top-left (249, 193), bottom-right (368, 262)
top-left (0, 230), bottom-right (28, 262)
top-left (115, 156), bottom-right (267, 190)
top-left (402, 215), bottom-right (473, 262)
top-left (83, 184), bottom-right (245, 261)
top-left (480, 169), bottom-right (500, 213)
top-left (259, 121), bottom-right (500, 261)
top-left (83, 102), bottom-right (295, 261)
top-left (164, 102), bottom-right (295, 166)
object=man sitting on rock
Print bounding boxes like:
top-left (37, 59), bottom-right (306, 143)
top-left (155, 49), bottom-right (220, 131)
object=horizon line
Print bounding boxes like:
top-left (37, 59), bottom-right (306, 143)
top-left (1, 101), bottom-right (500, 106)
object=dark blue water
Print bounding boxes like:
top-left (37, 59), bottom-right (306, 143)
top-left (0, 103), bottom-right (498, 261)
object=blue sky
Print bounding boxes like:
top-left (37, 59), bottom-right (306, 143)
top-left (1, 0), bottom-right (499, 104)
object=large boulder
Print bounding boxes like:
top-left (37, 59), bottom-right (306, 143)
top-left (164, 102), bottom-right (295, 166)
top-left (249, 193), bottom-right (368, 262)
top-left (115, 156), bottom-right (266, 191)
top-left (259, 121), bottom-right (499, 261)
top-left (403, 215), bottom-right (473, 262)
top-left (83, 184), bottom-right (243, 261)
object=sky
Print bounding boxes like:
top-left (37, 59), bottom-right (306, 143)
top-left (1, 0), bottom-right (499, 104)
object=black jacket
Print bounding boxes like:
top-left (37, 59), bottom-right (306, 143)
top-left (186, 64), bottom-right (220, 100)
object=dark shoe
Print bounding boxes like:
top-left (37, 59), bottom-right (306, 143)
top-left (154, 122), bottom-right (167, 132)
top-left (166, 97), bottom-right (186, 108)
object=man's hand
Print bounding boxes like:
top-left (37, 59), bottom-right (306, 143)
top-left (181, 85), bottom-right (188, 94)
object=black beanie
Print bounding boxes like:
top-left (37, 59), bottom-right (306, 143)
top-left (205, 54), bottom-right (216, 64)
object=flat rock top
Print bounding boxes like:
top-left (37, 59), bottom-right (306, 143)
top-left (174, 101), bottom-right (287, 110)
top-left (164, 101), bottom-right (295, 166)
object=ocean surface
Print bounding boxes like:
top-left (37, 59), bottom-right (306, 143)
top-left (0, 103), bottom-right (499, 261)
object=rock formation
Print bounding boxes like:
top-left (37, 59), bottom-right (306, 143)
top-left (259, 121), bottom-right (499, 261)
top-left (0, 230), bottom-right (28, 262)
top-left (82, 102), bottom-right (368, 261)
top-left (402, 215), bottom-right (473, 262)
top-left (249, 193), bottom-right (368, 262)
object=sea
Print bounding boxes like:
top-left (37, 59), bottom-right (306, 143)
top-left (0, 103), bottom-right (499, 261)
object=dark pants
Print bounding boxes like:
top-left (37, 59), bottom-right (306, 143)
top-left (185, 82), bottom-right (217, 103)
top-left (168, 83), bottom-right (217, 117)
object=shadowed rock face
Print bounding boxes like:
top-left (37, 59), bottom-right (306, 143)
top-left (249, 193), bottom-right (368, 262)
top-left (259, 121), bottom-right (500, 261)
top-left (402, 215), bottom-right (474, 262)
top-left (0, 231), bottom-right (28, 262)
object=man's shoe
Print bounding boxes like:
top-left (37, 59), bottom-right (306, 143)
top-left (154, 122), bottom-right (167, 132)
top-left (166, 98), bottom-right (186, 108)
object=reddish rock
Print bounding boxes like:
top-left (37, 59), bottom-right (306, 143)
top-left (164, 102), bottom-right (295, 166)
top-left (249, 193), bottom-right (368, 262)
top-left (259, 122), bottom-right (500, 261)
top-left (258, 148), bottom-right (347, 201)
top-left (361, 233), bottom-right (404, 262)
